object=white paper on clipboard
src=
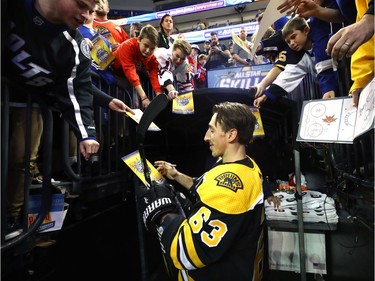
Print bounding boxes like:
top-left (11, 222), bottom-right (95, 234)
top-left (297, 78), bottom-right (375, 144)
top-left (250, 0), bottom-right (289, 54)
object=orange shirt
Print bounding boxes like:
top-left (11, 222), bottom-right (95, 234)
top-left (93, 19), bottom-right (129, 43)
top-left (112, 38), bottom-right (162, 93)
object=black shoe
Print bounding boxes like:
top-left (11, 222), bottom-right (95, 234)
top-left (35, 238), bottom-right (56, 248)
top-left (4, 218), bottom-right (23, 241)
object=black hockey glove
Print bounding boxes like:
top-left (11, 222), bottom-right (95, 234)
top-left (137, 182), bottom-right (178, 231)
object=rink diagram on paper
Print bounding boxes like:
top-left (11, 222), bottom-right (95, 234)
top-left (298, 78), bottom-right (374, 144)
top-left (298, 97), bottom-right (356, 143)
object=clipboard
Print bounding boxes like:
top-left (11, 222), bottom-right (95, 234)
top-left (297, 78), bottom-right (374, 144)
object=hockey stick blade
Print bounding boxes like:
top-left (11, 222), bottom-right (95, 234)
top-left (136, 93), bottom-right (169, 145)
top-left (137, 94), bottom-right (169, 187)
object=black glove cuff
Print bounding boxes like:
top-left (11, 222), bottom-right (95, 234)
top-left (143, 197), bottom-right (177, 231)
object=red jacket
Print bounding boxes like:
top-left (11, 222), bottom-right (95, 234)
top-left (112, 38), bottom-right (163, 93)
top-left (195, 63), bottom-right (206, 88)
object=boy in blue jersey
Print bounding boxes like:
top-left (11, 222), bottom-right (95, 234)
top-left (254, 15), bottom-right (340, 107)
top-left (78, 10), bottom-right (117, 86)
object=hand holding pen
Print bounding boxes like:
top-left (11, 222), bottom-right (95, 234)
top-left (154, 161), bottom-right (178, 180)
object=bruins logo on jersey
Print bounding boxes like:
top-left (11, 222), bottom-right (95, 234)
top-left (214, 172), bottom-right (243, 192)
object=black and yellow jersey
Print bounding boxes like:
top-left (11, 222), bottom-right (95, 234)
top-left (160, 157), bottom-right (265, 281)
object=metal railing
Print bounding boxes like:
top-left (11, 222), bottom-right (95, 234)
top-left (1, 80), bottom-right (54, 251)
top-left (0, 73), bottom-right (157, 252)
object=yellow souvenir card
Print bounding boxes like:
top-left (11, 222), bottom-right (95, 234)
top-left (121, 150), bottom-right (165, 187)
top-left (172, 92), bottom-right (195, 114)
top-left (250, 107), bottom-right (265, 138)
top-left (94, 26), bottom-right (117, 46)
top-left (90, 34), bottom-right (115, 70)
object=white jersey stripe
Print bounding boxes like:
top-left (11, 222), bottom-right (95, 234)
top-left (178, 232), bottom-right (196, 270)
top-left (273, 53), bottom-right (317, 94)
top-left (63, 31), bottom-right (89, 139)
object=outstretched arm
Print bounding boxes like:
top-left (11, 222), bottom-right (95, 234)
top-left (155, 160), bottom-right (194, 190)
top-left (326, 13), bottom-right (374, 61)
top-left (254, 67), bottom-right (283, 98)
top-left (108, 98), bottom-right (135, 114)
top-left (296, 0), bottom-right (344, 23)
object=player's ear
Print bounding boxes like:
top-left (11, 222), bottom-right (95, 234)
top-left (227, 128), bottom-right (238, 142)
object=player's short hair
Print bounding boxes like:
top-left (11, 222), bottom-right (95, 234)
top-left (282, 16), bottom-right (309, 39)
top-left (212, 102), bottom-right (257, 144)
top-left (172, 39), bottom-right (191, 56)
top-left (139, 24), bottom-right (159, 46)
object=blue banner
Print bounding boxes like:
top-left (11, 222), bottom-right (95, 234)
top-left (207, 64), bottom-right (273, 89)
top-left (121, 0), bottom-right (256, 25)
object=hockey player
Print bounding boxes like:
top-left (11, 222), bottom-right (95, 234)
top-left (138, 102), bottom-right (265, 281)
